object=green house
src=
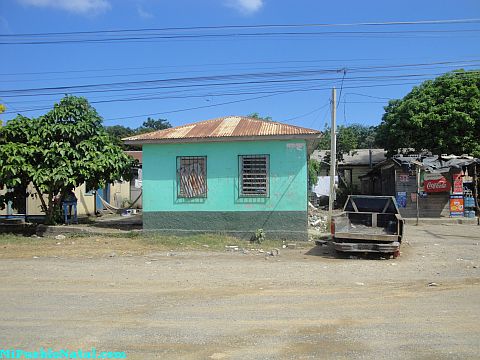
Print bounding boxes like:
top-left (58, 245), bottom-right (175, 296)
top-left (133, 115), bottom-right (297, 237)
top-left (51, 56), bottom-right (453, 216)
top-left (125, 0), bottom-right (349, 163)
top-left (124, 116), bottom-right (320, 240)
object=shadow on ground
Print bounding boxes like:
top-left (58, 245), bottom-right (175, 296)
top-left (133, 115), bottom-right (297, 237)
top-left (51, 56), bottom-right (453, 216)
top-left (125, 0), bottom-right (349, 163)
top-left (89, 213), bottom-right (142, 230)
top-left (304, 242), bottom-right (395, 260)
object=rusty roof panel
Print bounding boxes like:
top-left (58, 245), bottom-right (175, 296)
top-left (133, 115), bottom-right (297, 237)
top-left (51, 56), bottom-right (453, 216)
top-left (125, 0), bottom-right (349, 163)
top-left (211, 116), bottom-right (242, 137)
top-left (230, 118), bottom-right (262, 137)
top-left (185, 119), bottom-right (222, 138)
top-left (123, 116), bottom-right (320, 143)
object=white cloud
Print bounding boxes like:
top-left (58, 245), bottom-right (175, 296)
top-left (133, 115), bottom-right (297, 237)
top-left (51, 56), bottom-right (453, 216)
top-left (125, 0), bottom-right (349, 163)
top-left (18, 0), bottom-right (111, 15)
top-left (137, 4), bottom-right (154, 19)
top-left (225, 0), bottom-right (264, 14)
top-left (0, 16), bottom-right (11, 33)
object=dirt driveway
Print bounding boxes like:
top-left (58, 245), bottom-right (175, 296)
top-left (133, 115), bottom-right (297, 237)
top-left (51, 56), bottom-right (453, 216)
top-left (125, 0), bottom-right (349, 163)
top-left (0, 224), bottom-right (479, 359)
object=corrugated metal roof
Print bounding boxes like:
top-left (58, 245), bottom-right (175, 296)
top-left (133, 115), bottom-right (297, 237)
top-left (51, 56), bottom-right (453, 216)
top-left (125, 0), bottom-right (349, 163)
top-left (123, 116), bottom-right (320, 143)
top-left (311, 149), bottom-right (387, 166)
top-left (125, 150), bottom-right (142, 163)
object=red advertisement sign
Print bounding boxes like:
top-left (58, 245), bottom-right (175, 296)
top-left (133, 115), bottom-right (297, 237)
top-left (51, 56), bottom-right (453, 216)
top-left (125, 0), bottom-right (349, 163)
top-left (424, 177), bottom-right (450, 193)
top-left (453, 172), bottom-right (463, 194)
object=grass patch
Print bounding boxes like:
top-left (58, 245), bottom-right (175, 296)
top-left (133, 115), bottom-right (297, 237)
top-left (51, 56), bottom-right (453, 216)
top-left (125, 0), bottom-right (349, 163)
top-left (140, 233), bottom-right (291, 251)
top-left (0, 231), bottom-right (300, 259)
top-left (0, 234), bottom-right (44, 245)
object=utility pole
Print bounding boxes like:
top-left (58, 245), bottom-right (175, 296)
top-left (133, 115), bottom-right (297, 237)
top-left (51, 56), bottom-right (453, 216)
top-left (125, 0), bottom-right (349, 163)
top-left (416, 164), bottom-right (420, 226)
top-left (328, 87), bottom-right (337, 224)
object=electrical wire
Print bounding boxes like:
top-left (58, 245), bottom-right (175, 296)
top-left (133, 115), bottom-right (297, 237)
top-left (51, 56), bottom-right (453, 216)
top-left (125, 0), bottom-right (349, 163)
top-left (3, 18), bottom-right (479, 37)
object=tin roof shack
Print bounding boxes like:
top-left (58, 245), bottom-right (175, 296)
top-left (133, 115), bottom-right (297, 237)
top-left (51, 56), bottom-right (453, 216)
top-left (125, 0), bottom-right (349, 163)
top-left (311, 149), bottom-right (386, 194)
top-left (360, 155), bottom-right (480, 218)
top-left (124, 116), bottom-right (321, 240)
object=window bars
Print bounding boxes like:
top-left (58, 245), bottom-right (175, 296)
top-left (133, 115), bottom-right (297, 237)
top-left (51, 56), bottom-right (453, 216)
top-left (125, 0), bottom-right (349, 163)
top-left (177, 156), bottom-right (207, 198)
top-left (240, 155), bottom-right (269, 197)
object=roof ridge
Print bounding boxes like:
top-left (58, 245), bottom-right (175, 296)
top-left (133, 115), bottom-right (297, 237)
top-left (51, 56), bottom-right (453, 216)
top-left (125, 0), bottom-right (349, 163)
top-left (123, 115), bottom-right (320, 142)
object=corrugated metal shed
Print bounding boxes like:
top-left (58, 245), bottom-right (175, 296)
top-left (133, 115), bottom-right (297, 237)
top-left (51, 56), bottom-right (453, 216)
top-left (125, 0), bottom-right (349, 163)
top-left (123, 116), bottom-right (320, 144)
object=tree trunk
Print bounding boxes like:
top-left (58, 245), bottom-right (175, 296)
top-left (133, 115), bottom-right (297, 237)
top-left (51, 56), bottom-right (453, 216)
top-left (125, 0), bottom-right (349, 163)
top-left (32, 183), bottom-right (47, 215)
top-left (33, 183), bottom-right (58, 225)
top-left (45, 192), bottom-right (55, 225)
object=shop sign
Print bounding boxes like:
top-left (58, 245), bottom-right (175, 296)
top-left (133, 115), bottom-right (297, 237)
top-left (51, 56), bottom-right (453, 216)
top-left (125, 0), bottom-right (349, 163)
top-left (450, 195), bottom-right (464, 217)
top-left (396, 192), bottom-right (407, 208)
top-left (398, 173), bottom-right (409, 183)
top-left (452, 172), bottom-right (463, 194)
top-left (424, 175), bottom-right (450, 193)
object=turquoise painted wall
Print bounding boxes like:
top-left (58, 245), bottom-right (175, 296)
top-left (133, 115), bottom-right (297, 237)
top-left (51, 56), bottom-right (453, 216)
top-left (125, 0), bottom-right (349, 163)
top-left (143, 140), bottom-right (308, 212)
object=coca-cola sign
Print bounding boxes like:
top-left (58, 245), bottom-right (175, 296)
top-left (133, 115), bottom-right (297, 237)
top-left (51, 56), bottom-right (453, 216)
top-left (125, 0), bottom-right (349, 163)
top-left (424, 177), bottom-right (451, 193)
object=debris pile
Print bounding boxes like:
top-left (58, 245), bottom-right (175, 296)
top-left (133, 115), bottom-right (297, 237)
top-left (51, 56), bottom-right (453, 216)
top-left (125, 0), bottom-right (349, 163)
top-left (308, 202), bottom-right (328, 233)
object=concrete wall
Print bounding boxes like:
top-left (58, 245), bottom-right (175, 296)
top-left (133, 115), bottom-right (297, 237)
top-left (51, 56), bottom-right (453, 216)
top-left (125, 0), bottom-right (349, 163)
top-left (142, 139), bottom-right (309, 240)
top-left (27, 183), bottom-right (96, 216)
top-left (1, 183), bottom-right (96, 217)
top-left (109, 181), bottom-right (131, 209)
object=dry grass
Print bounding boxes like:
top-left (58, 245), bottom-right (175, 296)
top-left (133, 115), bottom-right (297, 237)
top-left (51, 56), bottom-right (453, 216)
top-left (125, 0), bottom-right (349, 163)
top-left (0, 232), bottom-right (297, 259)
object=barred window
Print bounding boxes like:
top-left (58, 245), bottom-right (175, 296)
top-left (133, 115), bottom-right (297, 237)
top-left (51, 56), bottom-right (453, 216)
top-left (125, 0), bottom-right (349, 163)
top-left (177, 156), bottom-right (207, 198)
top-left (240, 155), bottom-right (269, 197)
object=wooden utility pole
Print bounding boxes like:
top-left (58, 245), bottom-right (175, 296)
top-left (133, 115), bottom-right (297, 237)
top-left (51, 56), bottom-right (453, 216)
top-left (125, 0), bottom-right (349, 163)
top-left (328, 88), bottom-right (337, 224)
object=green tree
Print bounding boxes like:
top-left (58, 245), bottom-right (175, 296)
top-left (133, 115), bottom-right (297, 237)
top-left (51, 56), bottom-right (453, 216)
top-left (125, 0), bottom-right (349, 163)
top-left (137, 117), bottom-right (172, 133)
top-left (308, 158), bottom-right (321, 186)
top-left (247, 112), bottom-right (273, 121)
top-left (105, 124), bottom-right (137, 149)
top-left (105, 118), bottom-right (172, 149)
top-left (317, 124), bottom-right (379, 162)
top-left (0, 104), bottom-right (5, 114)
top-left (0, 95), bottom-right (135, 224)
top-left (105, 125), bottom-right (135, 142)
top-left (376, 70), bottom-right (480, 157)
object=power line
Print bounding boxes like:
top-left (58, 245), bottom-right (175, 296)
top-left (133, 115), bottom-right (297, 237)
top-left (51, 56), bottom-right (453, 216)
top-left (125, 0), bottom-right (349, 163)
top-left (3, 18), bottom-right (479, 37)
top-left (3, 61), bottom-right (478, 96)
top-left (3, 56), bottom-right (479, 77)
top-left (1, 79), bottom-right (437, 120)
top-left (100, 80), bottom-right (444, 122)
top-left (4, 69), bottom-right (478, 115)
top-left (283, 102), bottom-right (331, 122)
top-left (2, 29), bottom-right (479, 45)
top-left (337, 68), bottom-right (347, 109)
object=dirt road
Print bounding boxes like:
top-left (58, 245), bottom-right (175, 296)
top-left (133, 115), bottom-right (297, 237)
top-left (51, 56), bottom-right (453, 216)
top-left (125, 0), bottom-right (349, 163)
top-left (0, 224), bottom-right (479, 359)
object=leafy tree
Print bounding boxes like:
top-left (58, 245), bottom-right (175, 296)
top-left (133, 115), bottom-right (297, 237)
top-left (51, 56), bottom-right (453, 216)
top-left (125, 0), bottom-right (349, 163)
top-left (105, 118), bottom-right (172, 149)
top-left (137, 117), bottom-right (172, 133)
top-left (248, 112), bottom-right (272, 121)
top-left (0, 95), bottom-right (135, 224)
top-left (308, 159), bottom-right (321, 186)
top-left (105, 124), bottom-right (136, 149)
top-left (376, 70), bottom-right (480, 157)
top-left (317, 124), bottom-right (379, 162)
top-left (105, 124), bottom-right (135, 142)
top-left (0, 104), bottom-right (5, 114)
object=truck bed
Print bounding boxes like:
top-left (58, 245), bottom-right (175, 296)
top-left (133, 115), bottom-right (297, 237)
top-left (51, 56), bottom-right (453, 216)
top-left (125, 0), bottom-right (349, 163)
top-left (331, 196), bottom-right (405, 255)
top-left (335, 223), bottom-right (398, 241)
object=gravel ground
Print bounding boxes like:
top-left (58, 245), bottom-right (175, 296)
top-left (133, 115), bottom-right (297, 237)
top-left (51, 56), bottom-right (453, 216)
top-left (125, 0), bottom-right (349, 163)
top-left (0, 223), bottom-right (479, 359)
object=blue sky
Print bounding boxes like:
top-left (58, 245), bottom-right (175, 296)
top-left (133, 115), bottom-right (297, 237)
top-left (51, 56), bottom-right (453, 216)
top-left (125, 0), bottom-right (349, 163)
top-left (1, 0), bottom-right (479, 130)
